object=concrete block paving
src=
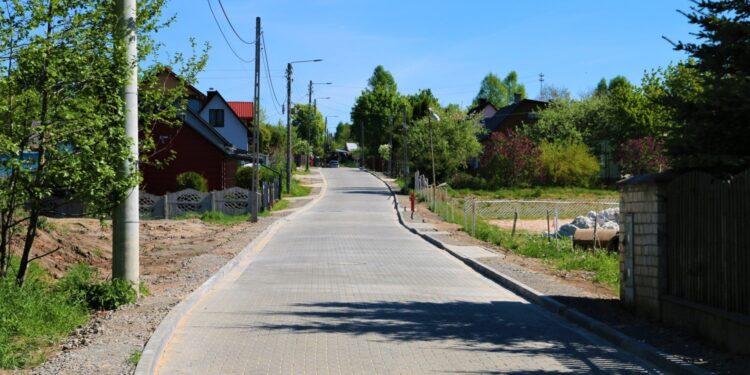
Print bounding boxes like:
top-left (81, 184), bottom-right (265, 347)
top-left (157, 168), bottom-right (657, 374)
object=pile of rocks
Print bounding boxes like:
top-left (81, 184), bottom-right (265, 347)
top-left (554, 207), bottom-right (620, 238)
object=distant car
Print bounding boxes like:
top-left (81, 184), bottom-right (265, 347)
top-left (328, 160), bottom-right (339, 168)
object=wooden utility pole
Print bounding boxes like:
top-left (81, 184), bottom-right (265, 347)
top-left (251, 17), bottom-right (261, 222)
top-left (113, 0), bottom-right (139, 285)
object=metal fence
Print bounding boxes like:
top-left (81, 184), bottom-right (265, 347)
top-left (413, 171), bottom-right (619, 243)
top-left (139, 180), bottom-right (281, 219)
top-left (666, 170), bottom-right (750, 315)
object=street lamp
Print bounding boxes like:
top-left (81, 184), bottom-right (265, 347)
top-left (286, 59), bottom-right (322, 193)
top-left (428, 107), bottom-right (441, 205)
top-left (307, 82), bottom-right (331, 171)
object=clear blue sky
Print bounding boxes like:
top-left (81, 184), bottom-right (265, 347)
top-left (155, 0), bottom-right (698, 132)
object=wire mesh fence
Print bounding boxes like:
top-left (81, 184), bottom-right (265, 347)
top-left (413, 171), bottom-right (620, 249)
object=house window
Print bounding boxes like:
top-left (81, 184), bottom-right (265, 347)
top-left (209, 109), bottom-right (225, 127)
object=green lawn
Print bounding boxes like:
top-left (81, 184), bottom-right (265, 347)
top-left (428, 199), bottom-right (620, 293)
top-left (450, 186), bottom-right (619, 201)
top-left (284, 177), bottom-right (312, 198)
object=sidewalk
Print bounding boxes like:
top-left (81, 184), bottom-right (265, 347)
top-left (374, 172), bottom-right (750, 375)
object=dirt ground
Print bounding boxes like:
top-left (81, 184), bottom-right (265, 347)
top-left (487, 218), bottom-right (574, 234)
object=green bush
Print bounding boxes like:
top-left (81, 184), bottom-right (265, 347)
top-left (235, 166), bottom-right (278, 189)
top-left (539, 141), bottom-right (601, 187)
top-left (175, 171), bottom-right (208, 192)
top-left (55, 264), bottom-right (137, 311)
top-left (83, 279), bottom-right (137, 311)
top-left (448, 172), bottom-right (487, 190)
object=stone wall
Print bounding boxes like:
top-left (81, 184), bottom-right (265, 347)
top-left (618, 174), bottom-right (670, 320)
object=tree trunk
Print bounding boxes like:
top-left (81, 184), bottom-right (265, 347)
top-left (15, 209), bottom-right (38, 286)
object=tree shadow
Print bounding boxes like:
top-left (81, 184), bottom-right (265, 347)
top-left (246, 300), bottom-right (652, 373)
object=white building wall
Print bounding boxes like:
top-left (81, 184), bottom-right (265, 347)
top-left (199, 97), bottom-right (249, 151)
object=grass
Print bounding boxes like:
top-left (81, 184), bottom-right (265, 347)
top-left (0, 262), bottom-right (89, 369)
top-left (128, 349), bottom-right (142, 365)
top-left (450, 185), bottom-right (619, 201)
top-left (284, 177), bottom-right (312, 198)
top-left (197, 211), bottom-right (251, 226)
top-left (426, 198), bottom-right (620, 293)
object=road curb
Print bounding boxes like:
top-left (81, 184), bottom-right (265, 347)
top-left (135, 169), bottom-right (328, 375)
top-left (368, 171), bottom-right (706, 375)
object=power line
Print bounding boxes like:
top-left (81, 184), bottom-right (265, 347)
top-left (261, 31), bottom-right (284, 115)
top-left (206, 0), bottom-right (253, 64)
top-left (216, 0), bottom-right (255, 45)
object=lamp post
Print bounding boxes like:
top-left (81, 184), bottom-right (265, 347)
top-left (307, 82), bottom-right (331, 171)
top-left (428, 107), bottom-right (440, 205)
top-left (285, 59), bottom-right (322, 193)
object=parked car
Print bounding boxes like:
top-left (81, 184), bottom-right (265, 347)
top-left (328, 160), bottom-right (339, 168)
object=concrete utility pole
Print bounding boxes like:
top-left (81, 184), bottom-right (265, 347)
top-left (428, 108), bottom-right (440, 205)
top-left (285, 63), bottom-right (292, 193)
top-left (307, 80), bottom-right (313, 171)
top-left (539, 72), bottom-right (545, 99)
top-left (113, 0), bottom-right (139, 285)
top-left (388, 114), bottom-right (394, 177)
top-left (402, 111), bottom-right (409, 179)
top-left (285, 59), bottom-right (322, 191)
top-left (360, 119), bottom-right (365, 168)
top-left (251, 17), bottom-right (261, 222)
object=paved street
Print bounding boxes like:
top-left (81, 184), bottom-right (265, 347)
top-left (157, 168), bottom-right (656, 374)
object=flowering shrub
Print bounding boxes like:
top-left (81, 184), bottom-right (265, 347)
top-left (480, 130), bottom-right (542, 187)
top-left (618, 137), bottom-right (669, 175)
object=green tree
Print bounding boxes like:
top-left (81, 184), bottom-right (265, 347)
top-left (407, 107), bottom-right (484, 181)
top-left (0, 0), bottom-right (206, 285)
top-left (350, 65), bottom-right (401, 159)
top-left (472, 71), bottom-right (527, 109)
top-left (665, 0), bottom-right (750, 169)
top-left (292, 104), bottom-right (324, 150)
top-left (594, 78), bottom-right (609, 96)
top-left (334, 122), bottom-right (352, 146)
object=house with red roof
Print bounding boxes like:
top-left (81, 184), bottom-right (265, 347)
top-left (227, 101), bottom-right (253, 127)
top-left (140, 71), bottom-right (255, 194)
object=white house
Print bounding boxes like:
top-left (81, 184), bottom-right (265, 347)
top-left (198, 90), bottom-right (250, 152)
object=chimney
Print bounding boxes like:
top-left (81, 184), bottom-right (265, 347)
top-left (513, 93), bottom-right (522, 104)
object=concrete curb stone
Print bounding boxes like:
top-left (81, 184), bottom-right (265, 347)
top-left (368, 170), bottom-right (707, 375)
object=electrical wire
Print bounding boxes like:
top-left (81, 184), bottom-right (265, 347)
top-left (261, 31), bottom-right (284, 115)
top-left (206, 0), bottom-right (253, 64)
top-left (216, 0), bottom-right (255, 45)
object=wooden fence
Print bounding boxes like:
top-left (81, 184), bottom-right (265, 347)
top-left (666, 170), bottom-right (750, 315)
top-left (139, 181), bottom-right (281, 219)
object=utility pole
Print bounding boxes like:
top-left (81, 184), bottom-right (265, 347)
top-left (284, 59), bottom-right (323, 192)
top-left (360, 119), bottom-right (365, 169)
top-left (285, 63), bottom-right (292, 193)
top-left (113, 0), bottom-right (139, 285)
top-left (402, 111), bottom-right (409, 179)
top-left (539, 72), bottom-right (545, 99)
top-left (388, 114), bottom-right (394, 177)
top-left (306, 80), bottom-right (313, 171)
top-left (251, 17), bottom-right (261, 222)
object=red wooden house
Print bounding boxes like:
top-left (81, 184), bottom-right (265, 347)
top-left (140, 72), bottom-right (253, 195)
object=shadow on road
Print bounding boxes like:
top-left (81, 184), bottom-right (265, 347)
top-left (250, 300), bottom-right (651, 373)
